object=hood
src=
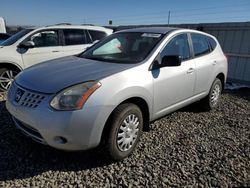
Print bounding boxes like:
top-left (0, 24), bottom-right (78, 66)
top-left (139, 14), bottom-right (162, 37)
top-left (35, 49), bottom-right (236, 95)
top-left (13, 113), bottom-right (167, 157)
top-left (15, 56), bottom-right (137, 93)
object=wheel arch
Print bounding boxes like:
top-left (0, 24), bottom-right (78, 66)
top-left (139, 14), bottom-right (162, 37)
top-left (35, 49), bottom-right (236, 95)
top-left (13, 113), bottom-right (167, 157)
top-left (216, 72), bottom-right (225, 90)
top-left (119, 97), bottom-right (150, 132)
top-left (0, 62), bottom-right (23, 72)
top-left (100, 96), bottom-right (151, 146)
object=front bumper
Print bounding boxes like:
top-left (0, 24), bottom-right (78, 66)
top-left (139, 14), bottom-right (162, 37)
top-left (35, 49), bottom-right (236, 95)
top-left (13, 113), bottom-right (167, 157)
top-left (6, 82), bottom-right (115, 151)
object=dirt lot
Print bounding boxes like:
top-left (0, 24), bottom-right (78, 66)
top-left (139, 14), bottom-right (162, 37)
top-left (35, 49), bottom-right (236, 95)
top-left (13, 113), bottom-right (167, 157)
top-left (0, 89), bottom-right (249, 187)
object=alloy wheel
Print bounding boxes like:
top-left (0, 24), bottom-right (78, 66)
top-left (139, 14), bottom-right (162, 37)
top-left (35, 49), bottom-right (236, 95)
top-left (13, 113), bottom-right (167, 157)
top-left (0, 69), bottom-right (18, 91)
top-left (211, 83), bottom-right (221, 106)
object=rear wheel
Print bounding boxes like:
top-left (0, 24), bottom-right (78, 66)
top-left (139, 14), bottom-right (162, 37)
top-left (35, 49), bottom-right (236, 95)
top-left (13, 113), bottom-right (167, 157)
top-left (0, 68), bottom-right (19, 92)
top-left (201, 78), bottom-right (222, 110)
top-left (104, 103), bottom-right (143, 161)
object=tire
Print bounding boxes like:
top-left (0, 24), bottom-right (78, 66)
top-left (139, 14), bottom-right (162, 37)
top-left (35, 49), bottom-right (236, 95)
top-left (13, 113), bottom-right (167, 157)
top-left (0, 68), bottom-right (19, 92)
top-left (103, 103), bottom-right (143, 161)
top-left (201, 78), bottom-right (222, 111)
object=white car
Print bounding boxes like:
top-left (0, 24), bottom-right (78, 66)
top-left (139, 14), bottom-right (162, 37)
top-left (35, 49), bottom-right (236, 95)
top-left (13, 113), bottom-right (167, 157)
top-left (0, 25), bottom-right (113, 91)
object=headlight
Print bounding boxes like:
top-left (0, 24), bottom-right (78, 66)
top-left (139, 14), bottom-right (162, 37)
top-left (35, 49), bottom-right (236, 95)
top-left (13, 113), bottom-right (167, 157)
top-left (50, 81), bottom-right (101, 111)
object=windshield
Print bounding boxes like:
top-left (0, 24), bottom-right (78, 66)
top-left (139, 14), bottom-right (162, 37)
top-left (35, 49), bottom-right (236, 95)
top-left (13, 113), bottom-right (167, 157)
top-left (1, 29), bottom-right (33, 46)
top-left (81, 32), bottom-right (163, 64)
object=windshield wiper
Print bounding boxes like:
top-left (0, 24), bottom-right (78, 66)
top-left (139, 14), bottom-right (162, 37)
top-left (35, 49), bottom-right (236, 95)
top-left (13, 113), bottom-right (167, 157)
top-left (82, 56), bottom-right (107, 62)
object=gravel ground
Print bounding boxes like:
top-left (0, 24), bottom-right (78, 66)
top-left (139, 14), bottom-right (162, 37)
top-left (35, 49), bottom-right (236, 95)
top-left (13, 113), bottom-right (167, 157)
top-left (0, 90), bottom-right (249, 187)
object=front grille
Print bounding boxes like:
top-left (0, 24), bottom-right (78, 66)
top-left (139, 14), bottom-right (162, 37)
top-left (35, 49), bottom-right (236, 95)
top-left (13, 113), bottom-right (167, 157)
top-left (9, 82), bottom-right (46, 109)
top-left (12, 117), bottom-right (46, 144)
top-left (19, 91), bottom-right (45, 108)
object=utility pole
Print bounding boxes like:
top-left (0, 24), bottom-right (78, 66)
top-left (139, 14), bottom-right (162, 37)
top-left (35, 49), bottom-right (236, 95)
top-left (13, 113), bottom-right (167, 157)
top-left (168, 11), bottom-right (171, 25)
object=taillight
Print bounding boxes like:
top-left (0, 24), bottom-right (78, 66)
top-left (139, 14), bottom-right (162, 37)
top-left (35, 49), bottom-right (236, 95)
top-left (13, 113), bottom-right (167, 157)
top-left (224, 53), bottom-right (228, 61)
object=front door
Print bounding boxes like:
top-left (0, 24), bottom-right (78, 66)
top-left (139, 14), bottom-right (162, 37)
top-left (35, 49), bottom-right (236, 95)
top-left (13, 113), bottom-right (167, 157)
top-left (153, 33), bottom-right (196, 117)
top-left (21, 29), bottom-right (63, 68)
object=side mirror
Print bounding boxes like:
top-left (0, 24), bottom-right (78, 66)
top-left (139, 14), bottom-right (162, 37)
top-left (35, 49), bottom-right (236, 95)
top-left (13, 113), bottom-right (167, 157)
top-left (151, 55), bottom-right (181, 70)
top-left (161, 55), bottom-right (181, 67)
top-left (18, 41), bottom-right (35, 49)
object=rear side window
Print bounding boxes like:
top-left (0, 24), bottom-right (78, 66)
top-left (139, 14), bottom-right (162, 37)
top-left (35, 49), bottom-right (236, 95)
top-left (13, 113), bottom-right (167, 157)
top-left (88, 30), bottom-right (107, 42)
top-left (191, 33), bottom-right (210, 57)
top-left (63, 29), bottom-right (87, 45)
top-left (207, 36), bottom-right (217, 50)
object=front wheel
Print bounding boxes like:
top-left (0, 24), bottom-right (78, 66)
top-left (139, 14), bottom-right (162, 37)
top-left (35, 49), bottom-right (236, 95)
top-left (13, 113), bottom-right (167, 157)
top-left (104, 103), bottom-right (143, 161)
top-left (201, 78), bottom-right (222, 110)
top-left (0, 68), bottom-right (19, 92)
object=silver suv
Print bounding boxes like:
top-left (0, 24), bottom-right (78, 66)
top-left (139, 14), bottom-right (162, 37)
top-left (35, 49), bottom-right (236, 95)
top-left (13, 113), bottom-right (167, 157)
top-left (6, 27), bottom-right (228, 160)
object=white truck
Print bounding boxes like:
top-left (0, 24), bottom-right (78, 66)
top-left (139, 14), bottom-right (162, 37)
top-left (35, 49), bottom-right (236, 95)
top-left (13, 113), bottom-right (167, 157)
top-left (0, 17), bottom-right (6, 33)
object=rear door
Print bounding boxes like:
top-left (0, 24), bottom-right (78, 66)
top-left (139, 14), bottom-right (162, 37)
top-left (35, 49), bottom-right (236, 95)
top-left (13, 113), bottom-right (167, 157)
top-left (21, 29), bottom-right (64, 68)
top-left (61, 29), bottom-right (92, 56)
top-left (190, 33), bottom-right (215, 94)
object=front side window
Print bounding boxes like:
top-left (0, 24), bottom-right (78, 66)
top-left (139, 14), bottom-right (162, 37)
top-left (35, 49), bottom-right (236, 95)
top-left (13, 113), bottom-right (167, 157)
top-left (81, 32), bottom-right (163, 64)
top-left (63, 29), bottom-right (87, 45)
top-left (191, 33), bottom-right (210, 57)
top-left (160, 34), bottom-right (191, 61)
top-left (29, 30), bottom-right (59, 47)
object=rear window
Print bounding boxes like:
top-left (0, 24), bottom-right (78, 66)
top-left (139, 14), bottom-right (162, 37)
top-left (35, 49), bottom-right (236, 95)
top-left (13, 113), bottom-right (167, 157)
top-left (191, 33), bottom-right (210, 57)
top-left (207, 36), bottom-right (217, 50)
top-left (88, 30), bottom-right (107, 42)
top-left (63, 29), bottom-right (87, 45)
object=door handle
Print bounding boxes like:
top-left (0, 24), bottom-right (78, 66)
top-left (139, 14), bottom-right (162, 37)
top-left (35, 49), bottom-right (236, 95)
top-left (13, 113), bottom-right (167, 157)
top-left (187, 68), bottom-right (195, 74)
top-left (212, 60), bottom-right (217, 65)
top-left (52, 50), bottom-right (60, 53)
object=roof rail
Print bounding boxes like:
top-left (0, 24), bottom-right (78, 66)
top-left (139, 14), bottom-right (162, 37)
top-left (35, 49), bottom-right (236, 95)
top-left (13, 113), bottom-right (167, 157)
top-left (55, 23), bottom-right (72, 25)
top-left (46, 23), bottom-right (72, 27)
top-left (81, 24), bottom-right (95, 26)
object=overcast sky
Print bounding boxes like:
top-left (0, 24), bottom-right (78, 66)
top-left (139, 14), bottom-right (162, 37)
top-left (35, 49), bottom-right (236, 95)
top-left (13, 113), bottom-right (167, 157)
top-left (1, 0), bottom-right (250, 26)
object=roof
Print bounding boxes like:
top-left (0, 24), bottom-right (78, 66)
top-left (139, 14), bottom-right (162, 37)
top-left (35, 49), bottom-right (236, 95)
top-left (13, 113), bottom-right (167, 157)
top-left (118, 27), bottom-right (178, 34)
top-left (46, 25), bottom-right (113, 32)
top-left (27, 25), bottom-right (113, 33)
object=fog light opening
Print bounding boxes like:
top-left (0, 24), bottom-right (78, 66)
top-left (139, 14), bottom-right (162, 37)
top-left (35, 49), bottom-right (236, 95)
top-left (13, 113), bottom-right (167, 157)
top-left (54, 136), bottom-right (68, 144)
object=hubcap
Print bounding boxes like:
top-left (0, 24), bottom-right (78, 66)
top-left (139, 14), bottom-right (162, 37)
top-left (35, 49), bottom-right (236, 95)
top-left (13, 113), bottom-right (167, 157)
top-left (0, 70), bottom-right (17, 91)
top-left (117, 114), bottom-right (140, 152)
top-left (211, 84), bottom-right (221, 106)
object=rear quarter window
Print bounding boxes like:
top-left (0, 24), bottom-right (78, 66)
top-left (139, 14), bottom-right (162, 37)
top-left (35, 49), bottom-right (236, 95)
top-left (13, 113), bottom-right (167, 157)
top-left (207, 36), bottom-right (217, 51)
top-left (88, 30), bottom-right (107, 42)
